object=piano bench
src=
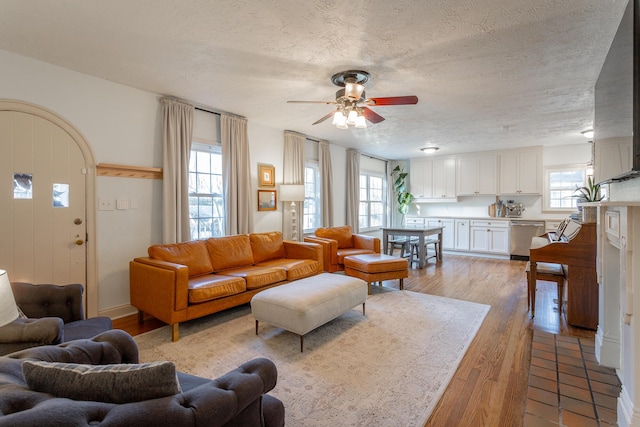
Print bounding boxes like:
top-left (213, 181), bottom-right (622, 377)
top-left (525, 261), bottom-right (566, 317)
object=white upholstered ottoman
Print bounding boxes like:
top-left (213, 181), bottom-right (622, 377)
top-left (251, 273), bottom-right (367, 351)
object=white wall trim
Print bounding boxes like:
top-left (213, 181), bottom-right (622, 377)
top-left (99, 303), bottom-right (138, 320)
top-left (596, 325), bottom-right (621, 368)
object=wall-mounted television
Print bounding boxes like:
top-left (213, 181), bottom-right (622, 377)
top-left (595, 0), bottom-right (640, 183)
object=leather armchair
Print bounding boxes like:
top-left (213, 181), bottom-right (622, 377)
top-left (0, 282), bottom-right (112, 356)
top-left (305, 225), bottom-right (380, 272)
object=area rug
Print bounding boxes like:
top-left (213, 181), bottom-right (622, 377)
top-left (134, 289), bottom-right (490, 427)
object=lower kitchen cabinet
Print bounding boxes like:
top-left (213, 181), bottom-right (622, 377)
top-left (426, 218), bottom-right (454, 250)
top-left (454, 219), bottom-right (470, 251)
top-left (469, 220), bottom-right (510, 255)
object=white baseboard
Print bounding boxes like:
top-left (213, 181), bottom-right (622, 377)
top-left (617, 385), bottom-right (640, 427)
top-left (98, 304), bottom-right (137, 320)
top-left (595, 326), bottom-right (620, 368)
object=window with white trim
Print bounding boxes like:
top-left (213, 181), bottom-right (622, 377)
top-left (544, 165), bottom-right (586, 211)
top-left (359, 172), bottom-right (385, 231)
top-left (189, 142), bottom-right (225, 239)
top-left (303, 162), bottom-right (321, 233)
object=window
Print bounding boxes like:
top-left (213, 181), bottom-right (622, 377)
top-left (544, 165), bottom-right (586, 211)
top-left (303, 162), bottom-right (321, 233)
top-left (359, 172), bottom-right (385, 231)
top-left (189, 142), bottom-right (225, 240)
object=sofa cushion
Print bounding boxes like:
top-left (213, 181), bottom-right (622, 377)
top-left (315, 226), bottom-right (353, 249)
top-left (148, 240), bottom-right (213, 278)
top-left (337, 248), bottom-right (377, 264)
top-left (188, 274), bottom-right (247, 303)
top-left (221, 266), bottom-right (287, 289)
top-left (206, 235), bottom-right (255, 271)
top-left (257, 259), bottom-right (321, 281)
top-left (250, 231), bottom-right (287, 263)
top-left (22, 360), bottom-right (181, 404)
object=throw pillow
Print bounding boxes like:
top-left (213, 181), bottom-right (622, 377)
top-left (22, 360), bottom-right (181, 404)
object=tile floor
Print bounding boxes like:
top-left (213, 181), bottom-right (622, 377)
top-left (524, 330), bottom-right (622, 427)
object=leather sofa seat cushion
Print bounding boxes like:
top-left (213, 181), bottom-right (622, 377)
top-left (257, 259), bottom-right (321, 281)
top-left (315, 225), bottom-right (353, 249)
top-left (148, 240), bottom-right (213, 278)
top-left (206, 235), bottom-right (255, 271)
top-left (337, 248), bottom-right (377, 264)
top-left (250, 231), bottom-right (286, 263)
top-left (221, 266), bottom-right (287, 289)
top-left (188, 275), bottom-right (247, 304)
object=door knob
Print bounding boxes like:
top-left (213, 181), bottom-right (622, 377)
top-left (74, 218), bottom-right (83, 225)
top-left (75, 239), bottom-right (84, 245)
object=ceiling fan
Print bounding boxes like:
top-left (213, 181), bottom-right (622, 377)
top-left (287, 70), bottom-right (418, 129)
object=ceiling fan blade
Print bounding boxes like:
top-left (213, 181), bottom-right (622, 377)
top-left (361, 107), bottom-right (385, 124)
top-left (287, 100), bottom-right (337, 105)
top-left (365, 96), bottom-right (419, 106)
top-left (312, 110), bottom-right (337, 125)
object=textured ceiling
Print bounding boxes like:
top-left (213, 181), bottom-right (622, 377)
top-left (0, 0), bottom-right (628, 159)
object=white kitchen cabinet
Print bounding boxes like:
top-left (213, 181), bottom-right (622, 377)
top-left (411, 157), bottom-right (456, 201)
top-left (594, 137), bottom-right (633, 183)
top-left (409, 159), bottom-right (432, 199)
top-left (457, 154), bottom-right (498, 195)
top-left (499, 147), bottom-right (542, 194)
top-left (469, 220), bottom-right (510, 254)
top-left (432, 158), bottom-right (457, 199)
top-left (454, 219), bottom-right (470, 251)
top-left (426, 218), bottom-right (454, 250)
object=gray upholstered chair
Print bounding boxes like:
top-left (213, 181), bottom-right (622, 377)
top-left (0, 282), bottom-right (112, 355)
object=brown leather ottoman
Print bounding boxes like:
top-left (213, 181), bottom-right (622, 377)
top-left (343, 254), bottom-right (409, 294)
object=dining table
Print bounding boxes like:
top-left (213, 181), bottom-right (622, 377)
top-left (381, 226), bottom-right (443, 269)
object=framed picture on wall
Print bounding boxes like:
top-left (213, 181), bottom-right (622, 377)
top-left (258, 163), bottom-right (275, 187)
top-left (258, 190), bottom-right (277, 211)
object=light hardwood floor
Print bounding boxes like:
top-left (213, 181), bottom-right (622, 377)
top-left (114, 254), bottom-right (594, 426)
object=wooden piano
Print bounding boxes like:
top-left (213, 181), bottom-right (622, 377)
top-left (528, 222), bottom-right (598, 330)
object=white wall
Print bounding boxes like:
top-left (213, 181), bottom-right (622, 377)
top-left (0, 48), bottom-right (349, 316)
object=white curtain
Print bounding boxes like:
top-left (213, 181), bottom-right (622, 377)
top-left (346, 149), bottom-right (360, 233)
top-left (222, 113), bottom-right (253, 235)
top-left (283, 131), bottom-right (305, 241)
top-left (319, 140), bottom-right (334, 227)
top-left (160, 97), bottom-right (194, 243)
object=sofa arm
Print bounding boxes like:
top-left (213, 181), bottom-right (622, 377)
top-left (0, 317), bottom-right (63, 356)
top-left (11, 282), bottom-right (85, 323)
top-left (353, 234), bottom-right (381, 253)
top-left (304, 236), bottom-right (339, 272)
top-left (182, 357), bottom-right (281, 426)
top-left (129, 257), bottom-right (190, 323)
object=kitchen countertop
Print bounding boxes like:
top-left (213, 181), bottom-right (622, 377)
top-left (406, 215), bottom-right (566, 222)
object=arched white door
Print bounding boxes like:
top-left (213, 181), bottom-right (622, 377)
top-left (0, 101), bottom-right (97, 316)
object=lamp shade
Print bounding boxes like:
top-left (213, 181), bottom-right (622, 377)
top-left (0, 270), bottom-right (19, 327)
top-left (279, 184), bottom-right (305, 202)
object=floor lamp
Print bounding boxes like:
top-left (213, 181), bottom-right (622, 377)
top-left (279, 184), bottom-right (305, 240)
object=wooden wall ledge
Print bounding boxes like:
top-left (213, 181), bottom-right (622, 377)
top-left (96, 163), bottom-right (163, 179)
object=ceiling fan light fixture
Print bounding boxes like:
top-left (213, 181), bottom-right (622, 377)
top-left (345, 82), bottom-right (365, 100)
top-left (331, 111), bottom-right (343, 125)
top-left (420, 146), bottom-right (439, 154)
top-left (334, 112), bottom-right (347, 128)
top-left (355, 114), bottom-right (367, 128)
top-left (346, 109), bottom-right (358, 126)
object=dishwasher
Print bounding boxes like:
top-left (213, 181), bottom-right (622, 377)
top-left (509, 220), bottom-right (545, 260)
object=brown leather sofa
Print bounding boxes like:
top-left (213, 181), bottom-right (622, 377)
top-left (130, 231), bottom-right (322, 341)
top-left (304, 225), bottom-right (380, 272)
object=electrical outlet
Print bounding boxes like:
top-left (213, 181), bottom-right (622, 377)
top-left (98, 199), bottom-right (114, 211)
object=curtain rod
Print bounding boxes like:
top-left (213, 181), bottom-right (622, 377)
top-left (195, 106), bottom-right (220, 116)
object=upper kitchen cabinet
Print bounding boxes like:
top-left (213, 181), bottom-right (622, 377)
top-left (499, 147), bottom-right (542, 194)
top-left (457, 154), bottom-right (498, 195)
top-left (410, 157), bottom-right (456, 201)
top-left (594, 137), bottom-right (632, 183)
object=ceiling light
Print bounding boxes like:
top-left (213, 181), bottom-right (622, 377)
top-left (355, 114), bottom-right (367, 128)
top-left (331, 111), bottom-right (342, 126)
top-left (346, 109), bottom-right (358, 126)
top-left (420, 147), bottom-right (439, 154)
top-left (581, 129), bottom-right (594, 138)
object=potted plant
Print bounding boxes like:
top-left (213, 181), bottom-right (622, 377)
top-left (391, 165), bottom-right (414, 222)
top-left (573, 176), bottom-right (603, 223)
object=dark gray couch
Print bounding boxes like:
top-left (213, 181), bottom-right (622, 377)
top-left (0, 282), bottom-right (112, 355)
top-left (0, 329), bottom-right (285, 426)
